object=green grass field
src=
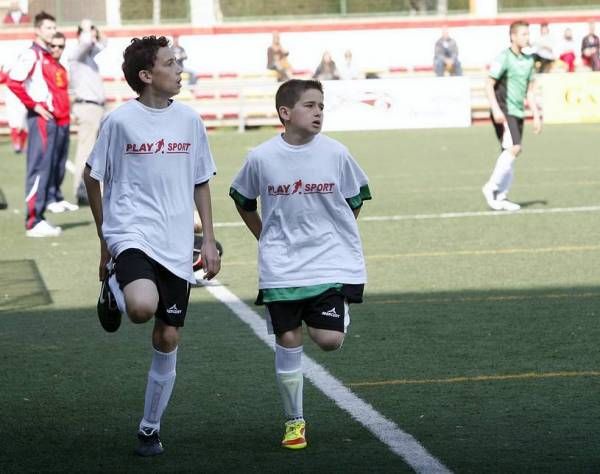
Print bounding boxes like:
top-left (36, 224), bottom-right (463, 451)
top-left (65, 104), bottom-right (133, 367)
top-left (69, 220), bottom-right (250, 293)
top-left (1, 123), bottom-right (599, 473)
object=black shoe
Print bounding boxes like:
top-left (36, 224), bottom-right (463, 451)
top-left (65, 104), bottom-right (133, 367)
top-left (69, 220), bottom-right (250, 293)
top-left (97, 272), bottom-right (121, 332)
top-left (135, 427), bottom-right (164, 457)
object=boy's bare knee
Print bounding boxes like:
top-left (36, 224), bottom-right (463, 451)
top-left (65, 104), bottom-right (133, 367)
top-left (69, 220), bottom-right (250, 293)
top-left (153, 323), bottom-right (179, 352)
top-left (511, 145), bottom-right (521, 156)
top-left (127, 302), bottom-right (155, 323)
top-left (276, 327), bottom-right (303, 348)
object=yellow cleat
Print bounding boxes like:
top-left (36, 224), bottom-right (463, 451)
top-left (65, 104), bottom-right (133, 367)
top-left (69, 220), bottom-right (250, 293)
top-left (281, 419), bottom-right (307, 450)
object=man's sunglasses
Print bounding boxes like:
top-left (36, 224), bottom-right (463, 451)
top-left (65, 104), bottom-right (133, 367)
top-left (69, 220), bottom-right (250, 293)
top-left (50, 44), bottom-right (65, 49)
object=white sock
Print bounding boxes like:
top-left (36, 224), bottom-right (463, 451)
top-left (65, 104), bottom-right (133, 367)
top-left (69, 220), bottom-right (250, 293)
top-left (108, 273), bottom-right (127, 315)
top-left (497, 165), bottom-right (515, 199)
top-left (486, 150), bottom-right (515, 194)
top-left (139, 347), bottom-right (178, 432)
top-left (275, 344), bottom-right (303, 420)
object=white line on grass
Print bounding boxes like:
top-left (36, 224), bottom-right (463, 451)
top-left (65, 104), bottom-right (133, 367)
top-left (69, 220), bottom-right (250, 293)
top-left (213, 205), bottom-right (600, 228)
top-left (203, 281), bottom-right (451, 474)
top-left (361, 205), bottom-right (600, 222)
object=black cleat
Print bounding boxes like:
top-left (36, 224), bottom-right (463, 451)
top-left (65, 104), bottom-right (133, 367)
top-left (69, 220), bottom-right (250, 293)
top-left (135, 427), bottom-right (164, 457)
top-left (97, 272), bottom-right (121, 333)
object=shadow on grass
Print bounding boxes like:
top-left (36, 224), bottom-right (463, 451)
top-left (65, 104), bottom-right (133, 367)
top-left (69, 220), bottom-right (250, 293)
top-left (1, 284), bottom-right (599, 473)
top-left (516, 199), bottom-right (549, 208)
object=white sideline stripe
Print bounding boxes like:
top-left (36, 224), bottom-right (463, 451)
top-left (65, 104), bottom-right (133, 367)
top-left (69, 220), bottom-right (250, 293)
top-left (361, 206), bottom-right (600, 222)
top-left (204, 282), bottom-right (451, 474)
top-left (213, 205), bottom-right (600, 228)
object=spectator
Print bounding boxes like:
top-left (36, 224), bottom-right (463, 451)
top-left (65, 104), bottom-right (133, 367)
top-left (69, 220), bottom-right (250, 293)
top-left (581, 21), bottom-right (600, 71)
top-left (313, 51), bottom-right (339, 81)
top-left (434, 26), bottom-right (462, 76)
top-left (533, 23), bottom-right (555, 73)
top-left (69, 19), bottom-right (106, 206)
top-left (338, 50), bottom-right (363, 80)
top-left (2, 1), bottom-right (30, 25)
top-left (46, 32), bottom-right (78, 213)
top-left (7, 11), bottom-right (63, 237)
top-left (0, 64), bottom-right (27, 153)
top-left (267, 32), bottom-right (291, 82)
top-left (558, 27), bottom-right (577, 73)
top-left (172, 35), bottom-right (197, 86)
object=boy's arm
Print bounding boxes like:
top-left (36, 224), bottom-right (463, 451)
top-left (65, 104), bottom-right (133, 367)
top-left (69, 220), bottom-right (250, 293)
top-left (485, 76), bottom-right (505, 124)
top-left (194, 182), bottom-right (221, 280)
top-left (235, 203), bottom-right (262, 240)
top-left (83, 165), bottom-right (110, 281)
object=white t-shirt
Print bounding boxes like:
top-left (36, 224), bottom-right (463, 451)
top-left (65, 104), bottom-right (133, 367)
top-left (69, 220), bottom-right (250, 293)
top-left (87, 99), bottom-right (216, 284)
top-left (231, 133), bottom-right (369, 289)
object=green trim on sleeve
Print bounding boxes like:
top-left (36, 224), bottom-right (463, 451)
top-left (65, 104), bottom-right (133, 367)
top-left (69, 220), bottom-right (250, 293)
top-left (229, 187), bottom-right (257, 212)
top-left (346, 184), bottom-right (372, 209)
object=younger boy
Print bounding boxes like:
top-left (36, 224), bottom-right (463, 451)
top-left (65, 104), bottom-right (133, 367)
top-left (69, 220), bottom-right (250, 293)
top-left (229, 79), bottom-right (371, 450)
top-left (84, 36), bottom-right (220, 456)
top-left (482, 21), bottom-right (542, 211)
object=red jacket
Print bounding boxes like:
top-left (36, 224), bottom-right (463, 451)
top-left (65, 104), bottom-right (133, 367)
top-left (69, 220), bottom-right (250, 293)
top-left (47, 58), bottom-right (70, 126)
top-left (7, 42), bottom-right (69, 125)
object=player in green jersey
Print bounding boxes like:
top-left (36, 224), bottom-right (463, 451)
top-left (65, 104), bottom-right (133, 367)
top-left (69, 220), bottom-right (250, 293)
top-left (482, 21), bottom-right (542, 211)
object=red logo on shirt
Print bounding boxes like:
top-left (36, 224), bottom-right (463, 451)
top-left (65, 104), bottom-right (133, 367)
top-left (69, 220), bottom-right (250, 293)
top-left (267, 180), bottom-right (335, 196)
top-left (125, 139), bottom-right (191, 155)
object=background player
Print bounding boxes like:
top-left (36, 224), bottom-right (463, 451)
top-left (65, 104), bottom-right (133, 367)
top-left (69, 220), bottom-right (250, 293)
top-left (84, 35), bottom-right (220, 456)
top-left (230, 79), bottom-right (371, 450)
top-left (482, 20), bottom-right (542, 212)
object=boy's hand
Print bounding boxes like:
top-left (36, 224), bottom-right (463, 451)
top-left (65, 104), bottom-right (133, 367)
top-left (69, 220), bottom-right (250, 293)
top-left (99, 239), bottom-right (111, 281)
top-left (201, 240), bottom-right (221, 280)
top-left (491, 107), bottom-right (506, 124)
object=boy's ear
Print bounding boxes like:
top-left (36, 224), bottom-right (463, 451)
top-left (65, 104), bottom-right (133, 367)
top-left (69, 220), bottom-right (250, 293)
top-left (278, 105), bottom-right (291, 122)
top-left (138, 69), bottom-right (152, 86)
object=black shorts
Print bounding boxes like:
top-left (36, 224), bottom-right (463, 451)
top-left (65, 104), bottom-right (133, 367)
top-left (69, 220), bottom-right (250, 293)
top-left (114, 248), bottom-right (191, 327)
top-left (265, 288), bottom-right (350, 335)
top-left (491, 113), bottom-right (523, 149)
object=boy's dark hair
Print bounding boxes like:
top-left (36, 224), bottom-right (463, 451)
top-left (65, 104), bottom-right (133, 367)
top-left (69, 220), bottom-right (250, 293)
top-left (122, 35), bottom-right (170, 95)
top-left (509, 21), bottom-right (529, 37)
top-left (53, 32), bottom-right (65, 40)
top-left (34, 11), bottom-right (55, 27)
top-left (275, 79), bottom-right (323, 125)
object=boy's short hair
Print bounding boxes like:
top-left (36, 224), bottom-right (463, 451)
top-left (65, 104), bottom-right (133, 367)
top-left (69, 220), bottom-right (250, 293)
top-left (275, 79), bottom-right (323, 125)
top-left (34, 11), bottom-right (55, 27)
top-left (122, 35), bottom-right (170, 95)
top-left (509, 21), bottom-right (529, 37)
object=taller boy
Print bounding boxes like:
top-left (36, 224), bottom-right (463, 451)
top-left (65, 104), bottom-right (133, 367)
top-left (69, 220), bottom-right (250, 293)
top-left (230, 79), bottom-right (371, 449)
top-left (84, 36), bottom-right (220, 456)
top-left (482, 21), bottom-right (542, 211)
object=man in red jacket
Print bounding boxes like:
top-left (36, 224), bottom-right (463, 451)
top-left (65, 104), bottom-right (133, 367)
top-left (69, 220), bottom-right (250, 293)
top-left (7, 11), bottom-right (64, 237)
top-left (46, 31), bottom-right (78, 214)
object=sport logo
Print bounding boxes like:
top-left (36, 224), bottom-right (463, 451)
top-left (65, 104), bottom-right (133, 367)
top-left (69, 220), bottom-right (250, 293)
top-left (166, 304), bottom-right (182, 315)
top-left (125, 138), bottom-right (191, 155)
top-left (321, 307), bottom-right (340, 318)
top-left (267, 179), bottom-right (335, 196)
